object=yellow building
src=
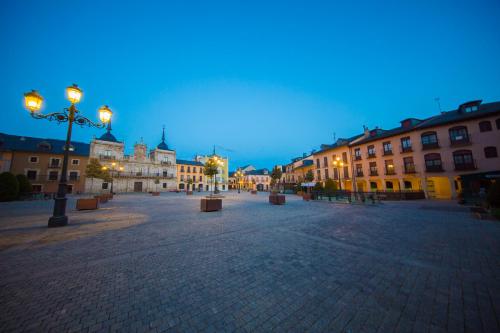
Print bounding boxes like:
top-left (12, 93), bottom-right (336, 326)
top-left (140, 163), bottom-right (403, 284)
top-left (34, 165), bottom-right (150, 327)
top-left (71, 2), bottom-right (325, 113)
top-left (176, 159), bottom-right (205, 191)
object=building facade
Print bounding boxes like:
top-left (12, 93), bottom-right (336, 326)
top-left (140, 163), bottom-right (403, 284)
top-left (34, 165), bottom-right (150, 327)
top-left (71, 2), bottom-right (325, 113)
top-left (194, 153), bottom-right (229, 191)
top-left (0, 133), bottom-right (89, 194)
top-left (282, 99), bottom-right (500, 200)
top-left (85, 125), bottom-right (177, 193)
top-left (176, 159), bottom-right (205, 191)
top-left (350, 100), bottom-right (500, 199)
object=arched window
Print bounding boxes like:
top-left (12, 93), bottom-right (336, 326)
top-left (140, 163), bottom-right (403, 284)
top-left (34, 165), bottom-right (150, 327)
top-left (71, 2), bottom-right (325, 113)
top-left (424, 153), bottom-right (443, 172)
top-left (453, 150), bottom-right (475, 170)
top-left (421, 131), bottom-right (439, 149)
top-left (479, 120), bottom-right (492, 132)
top-left (449, 126), bottom-right (470, 145)
top-left (484, 146), bottom-right (498, 158)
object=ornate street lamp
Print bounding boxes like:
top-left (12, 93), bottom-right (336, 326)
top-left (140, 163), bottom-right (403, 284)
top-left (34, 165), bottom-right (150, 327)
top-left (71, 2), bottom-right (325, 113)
top-left (23, 84), bottom-right (112, 227)
top-left (332, 157), bottom-right (344, 191)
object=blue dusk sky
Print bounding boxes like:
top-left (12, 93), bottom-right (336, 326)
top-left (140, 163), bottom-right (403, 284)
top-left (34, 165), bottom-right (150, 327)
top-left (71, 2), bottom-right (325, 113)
top-left (1, 0), bottom-right (499, 169)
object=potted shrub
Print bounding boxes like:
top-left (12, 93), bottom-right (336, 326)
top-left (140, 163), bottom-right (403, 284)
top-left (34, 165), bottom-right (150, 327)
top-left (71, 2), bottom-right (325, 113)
top-left (269, 166), bottom-right (285, 205)
top-left (186, 178), bottom-right (193, 195)
top-left (152, 177), bottom-right (160, 196)
top-left (201, 156), bottom-right (222, 211)
top-left (302, 170), bottom-right (314, 201)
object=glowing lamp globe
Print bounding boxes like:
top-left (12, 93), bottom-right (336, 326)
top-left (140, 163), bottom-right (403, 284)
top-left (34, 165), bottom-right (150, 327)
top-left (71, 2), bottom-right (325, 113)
top-left (66, 84), bottom-right (82, 104)
top-left (24, 90), bottom-right (43, 112)
top-left (98, 105), bottom-right (112, 123)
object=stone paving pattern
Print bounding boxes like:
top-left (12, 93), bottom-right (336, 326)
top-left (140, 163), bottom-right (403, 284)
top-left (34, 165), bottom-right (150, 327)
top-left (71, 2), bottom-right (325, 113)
top-left (0, 192), bottom-right (499, 332)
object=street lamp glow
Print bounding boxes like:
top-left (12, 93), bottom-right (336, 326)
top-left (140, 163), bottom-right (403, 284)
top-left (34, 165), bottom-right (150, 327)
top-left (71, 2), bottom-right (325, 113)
top-left (102, 166), bottom-right (108, 171)
top-left (66, 84), bottom-right (82, 104)
top-left (98, 105), bottom-right (112, 123)
top-left (24, 90), bottom-right (43, 112)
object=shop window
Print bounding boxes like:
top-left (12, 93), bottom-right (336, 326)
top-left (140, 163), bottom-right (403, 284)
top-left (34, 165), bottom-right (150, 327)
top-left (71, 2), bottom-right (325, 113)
top-left (404, 181), bottom-right (412, 189)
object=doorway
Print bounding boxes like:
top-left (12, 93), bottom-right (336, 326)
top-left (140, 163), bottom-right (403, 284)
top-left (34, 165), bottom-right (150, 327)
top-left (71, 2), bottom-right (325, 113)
top-left (134, 182), bottom-right (143, 192)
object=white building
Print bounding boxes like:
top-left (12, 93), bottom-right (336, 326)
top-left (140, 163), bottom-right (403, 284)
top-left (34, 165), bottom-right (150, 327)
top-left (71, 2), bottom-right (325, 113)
top-left (194, 151), bottom-right (229, 192)
top-left (85, 124), bottom-right (177, 193)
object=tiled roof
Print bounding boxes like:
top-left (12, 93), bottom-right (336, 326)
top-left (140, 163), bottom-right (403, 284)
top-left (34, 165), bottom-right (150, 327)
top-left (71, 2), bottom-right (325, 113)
top-left (294, 159), bottom-right (314, 169)
top-left (245, 168), bottom-right (270, 175)
top-left (352, 101), bottom-right (500, 145)
top-left (314, 133), bottom-right (364, 154)
top-left (176, 159), bottom-right (204, 166)
top-left (0, 132), bottom-right (90, 156)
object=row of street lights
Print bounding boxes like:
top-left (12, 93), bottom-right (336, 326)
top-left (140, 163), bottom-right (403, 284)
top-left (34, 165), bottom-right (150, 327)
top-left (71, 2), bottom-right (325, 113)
top-left (24, 84), bottom-right (113, 227)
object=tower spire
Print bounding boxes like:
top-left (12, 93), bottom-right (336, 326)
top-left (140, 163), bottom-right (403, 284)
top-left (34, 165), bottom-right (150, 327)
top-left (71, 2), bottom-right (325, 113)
top-left (161, 125), bottom-right (165, 143)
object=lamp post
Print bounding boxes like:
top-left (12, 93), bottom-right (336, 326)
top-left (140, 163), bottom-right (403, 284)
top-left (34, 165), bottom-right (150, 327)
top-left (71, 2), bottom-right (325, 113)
top-left (332, 157), bottom-right (344, 191)
top-left (102, 163), bottom-right (123, 194)
top-left (23, 84), bottom-right (112, 227)
top-left (235, 169), bottom-right (244, 193)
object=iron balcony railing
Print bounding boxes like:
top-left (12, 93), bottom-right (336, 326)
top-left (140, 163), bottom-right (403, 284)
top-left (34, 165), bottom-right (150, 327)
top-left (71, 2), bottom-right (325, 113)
top-left (421, 142), bottom-right (440, 150)
top-left (400, 145), bottom-right (413, 153)
top-left (450, 134), bottom-right (472, 147)
top-left (369, 170), bottom-right (378, 176)
top-left (47, 163), bottom-right (61, 168)
top-left (425, 165), bottom-right (444, 172)
top-left (403, 165), bottom-right (417, 174)
top-left (454, 159), bottom-right (477, 171)
top-left (384, 169), bottom-right (396, 176)
top-left (367, 152), bottom-right (376, 159)
top-left (382, 150), bottom-right (393, 156)
top-left (355, 171), bottom-right (364, 177)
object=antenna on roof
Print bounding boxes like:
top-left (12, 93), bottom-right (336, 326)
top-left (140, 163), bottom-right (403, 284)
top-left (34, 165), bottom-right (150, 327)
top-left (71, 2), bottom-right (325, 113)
top-left (434, 97), bottom-right (442, 113)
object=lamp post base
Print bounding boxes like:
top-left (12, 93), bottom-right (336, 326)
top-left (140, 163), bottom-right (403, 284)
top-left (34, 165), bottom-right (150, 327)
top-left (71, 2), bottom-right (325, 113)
top-left (48, 215), bottom-right (68, 227)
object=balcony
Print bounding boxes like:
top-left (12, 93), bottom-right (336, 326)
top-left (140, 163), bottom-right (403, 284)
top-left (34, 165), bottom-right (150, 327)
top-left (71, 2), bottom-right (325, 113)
top-left (99, 155), bottom-right (116, 161)
top-left (400, 145), bottom-right (413, 153)
top-left (454, 161), bottom-right (477, 171)
top-left (403, 165), bottom-right (417, 174)
top-left (450, 135), bottom-right (471, 147)
top-left (68, 175), bottom-right (81, 182)
top-left (382, 150), bottom-right (393, 156)
top-left (114, 172), bottom-right (175, 179)
top-left (421, 142), bottom-right (440, 150)
top-left (48, 163), bottom-right (61, 169)
top-left (367, 153), bottom-right (376, 159)
top-left (384, 169), bottom-right (396, 176)
top-left (425, 165), bottom-right (444, 172)
top-left (161, 161), bottom-right (172, 166)
top-left (369, 170), bottom-right (378, 176)
top-left (354, 155), bottom-right (362, 161)
top-left (355, 171), bottom-right (364, 177)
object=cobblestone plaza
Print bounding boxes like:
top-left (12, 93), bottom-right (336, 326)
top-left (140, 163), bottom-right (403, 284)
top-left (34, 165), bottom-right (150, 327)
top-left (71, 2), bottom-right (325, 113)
top-left (0, 193), bottom-right (499, 332)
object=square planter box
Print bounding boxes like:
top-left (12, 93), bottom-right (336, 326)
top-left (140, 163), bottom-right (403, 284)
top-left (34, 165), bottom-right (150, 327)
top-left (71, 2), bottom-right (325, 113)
top-left (302, 193), bottom-right (312, 201)
top-left (94, 195), bottom-right (108, 203)
top-left (151, 192), bottom-right (160, 196)
top-left (76, 198), bottom-right (99, 210)
top-left (200, 198), bottom-right (222, 212)
top-left (269, 194), bottom-right (285, 205)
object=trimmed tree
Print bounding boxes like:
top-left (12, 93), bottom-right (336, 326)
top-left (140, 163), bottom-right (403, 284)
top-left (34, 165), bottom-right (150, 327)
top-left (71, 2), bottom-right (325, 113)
top-left (324, 178), bottom-right (338, 195)
top-left (270, 166), bottom-right (283, 193)
top-left (16, 174), bottom-right (32, 196)
top-left (0, 172), bottom-right (19, 201)
top-left (313, 181), bottom-right (323, 192)
top-left (305, 170), bottom-right (314, 182)
top-left (186, 178), bottom-right (193, 193)
top-left (203, 159), bottom-right (219, 195)
top-left (85, 158), bottom-right (111, 193)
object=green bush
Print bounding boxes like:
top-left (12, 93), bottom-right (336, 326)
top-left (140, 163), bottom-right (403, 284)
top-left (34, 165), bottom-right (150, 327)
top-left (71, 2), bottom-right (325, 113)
top-left (16, 174), bottom-right (32, 195)
top-left (487, 181), bottom-right (500, 208)
top-left (313, 182), bottom-right (323, 191)
top-left (324, 179), bottom-right (337, 195)
top-left (0, 172), bottom-right (20, 201)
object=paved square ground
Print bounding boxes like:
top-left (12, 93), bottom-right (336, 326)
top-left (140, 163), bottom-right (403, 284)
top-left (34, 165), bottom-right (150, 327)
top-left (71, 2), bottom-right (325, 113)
top-left (0, 192), bottom-right (499, 332)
